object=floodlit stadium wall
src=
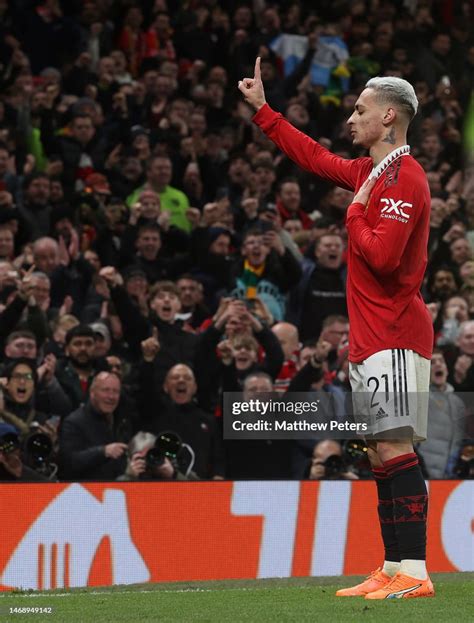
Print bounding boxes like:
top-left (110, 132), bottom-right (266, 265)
top-left (0, 481), bottom-right (472, 590)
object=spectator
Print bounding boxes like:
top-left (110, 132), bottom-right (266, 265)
top-left (276, 178), bottom-right (312, 229)
top-left (225, 371), bottom-right (293, 479)
top-left (0, 1), bottom-right (469, 481)
top-left (18, 173), bottom-right (51, 240)
top-left (32, 235), bottom-right (94, 314)
top-left (41, 113), bottom-right (108, 195)
top-left (127, 156), bottom-right (191, 232)
top-left (120, 222), bottom-right (188, 284)
top-left (141, 363), bottom-right (225, 479)
top-left (445, 321), bottom-right (474, 391)
top-left (0, 359), bottom-right (47, 433)
top-left (307, 440), bottom-right (358, 481)
top-left (426, 266), bottom-right (460, 302)
top-left (271, 321), bottom-right (300, 392)
top-left (103, 268), bottom-right (198, 382)
top-left (195, 299), bottom-right (284, 406)
top-left (417, 350), bottom-right (465, 478)
top-left (0, 423), bottom-right (48, 482)
top-left (59, 371), bottom-right (131, 480)
top-left (176, 274), bottom-right (209, 329)
top-left (230, 228), bottom-right (302, 321)
top-left (289, 233), bottom-right (347, 341)
top-left (89, 322), bottom-right (112, 359)
top-left (55, 324), bottom-right (103, 410)
top-left (0, 226), bottom-right (14, 260)
top-left (2, 330), bottom-right (72, 417)
top-left (117, 431), bottom-right (199, 481)
top-left (317, 315), bottom-right (350, 368)
top-left (436, 295), bottom-right (470, 347)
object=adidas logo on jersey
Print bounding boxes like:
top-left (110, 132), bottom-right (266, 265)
top-left (376, 407), bottom-right (389, 421)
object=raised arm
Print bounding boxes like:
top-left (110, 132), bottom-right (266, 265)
top-left (238, 57), bottom-right (369, 191)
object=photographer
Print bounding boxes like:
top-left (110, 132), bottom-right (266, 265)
top-left (117, 431), bottom-right (199, 481)
top-left (0, 359), bottom-right (58, 480)
top-left (308, 440), bottom-right (359, 481)
top-left (0, 423), bottom-right (49, 482)
top-left (452, 441), bottom-right (474, 479)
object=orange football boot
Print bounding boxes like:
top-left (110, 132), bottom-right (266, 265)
top-left (335, 568), bottom-right (392, 597)
top-left (365, 571), bottom-right (435, 599)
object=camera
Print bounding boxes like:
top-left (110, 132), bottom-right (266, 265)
top-left (24, 431), bottom-right (53, 468)
top-left (22, 423), bottom-right (56, 479)
top-left (344, 438), bottom-right (370, 475)
top-left (319, 439), bottom-right (369, 479)
top-left (322, 454), bottom-right (345, 478)
top-left (243, 298), bottom-right (258, 312)
top-left (145, 431), bottom-right (182, 470)
top-left (0, 432), bottom-right (20, 455)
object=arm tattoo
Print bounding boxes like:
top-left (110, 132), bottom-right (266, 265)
top-left (382, 127), bottom-right (396, 145)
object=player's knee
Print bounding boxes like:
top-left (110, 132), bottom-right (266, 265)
top-left (376, 440), bottom-right (413, 463)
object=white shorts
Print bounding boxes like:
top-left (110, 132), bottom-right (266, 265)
top-left (349, 349), bottom-right (430, 441)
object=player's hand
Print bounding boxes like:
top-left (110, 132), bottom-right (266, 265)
top-left (238, 57), bottom-right (266, 112)
top-left (353, 176), bottom-right (376, 207)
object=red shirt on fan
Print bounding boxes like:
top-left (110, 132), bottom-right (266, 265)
top-left (253, 104), bottom-right (433, 363)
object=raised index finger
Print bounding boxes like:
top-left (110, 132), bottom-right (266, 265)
top-left (254, 56), bottom-right (261, 80)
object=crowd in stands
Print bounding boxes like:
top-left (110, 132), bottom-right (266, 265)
top-left (0, 0), bottom-right (473, 482)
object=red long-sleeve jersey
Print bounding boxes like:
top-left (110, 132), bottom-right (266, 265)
top-left (253, 104), bottom-right (433, 363)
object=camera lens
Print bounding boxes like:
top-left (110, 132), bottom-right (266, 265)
top-left (145, 447), bottom-right (166, 468)
top-left (156, 432), bottom-right (182, 458)
top-left (26, 433), bottom-right (53, 463)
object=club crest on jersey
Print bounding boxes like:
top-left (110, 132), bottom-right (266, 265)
top-left (380, 198), bottom-right (413, 223)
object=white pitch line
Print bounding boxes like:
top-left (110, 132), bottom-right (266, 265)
top-left (2, 585), bottom-right (316, 598)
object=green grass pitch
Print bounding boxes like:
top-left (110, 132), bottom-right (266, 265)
top-left (0, 573), bottom-right (472, 622)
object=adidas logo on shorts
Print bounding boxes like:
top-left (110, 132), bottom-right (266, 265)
top-left (376, 407), bottom-right (389, 421)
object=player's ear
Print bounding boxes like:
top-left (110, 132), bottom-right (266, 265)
top-left (382, 107), bottom-right (396, 125)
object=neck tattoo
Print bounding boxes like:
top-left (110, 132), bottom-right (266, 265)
top-left (382, 127), bottom-right (396, 144)
top-left (369, 145), bottom-right (410, 180)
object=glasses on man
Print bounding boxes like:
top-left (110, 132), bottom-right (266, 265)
top-left (11, 373), bottom-right (34, 382)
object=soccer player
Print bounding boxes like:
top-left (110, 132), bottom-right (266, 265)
top-left (239, 59), bottom-right (434, 599)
